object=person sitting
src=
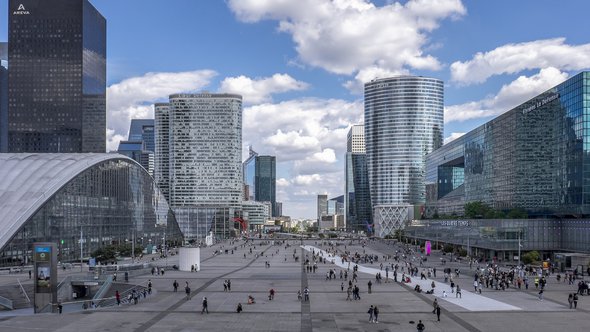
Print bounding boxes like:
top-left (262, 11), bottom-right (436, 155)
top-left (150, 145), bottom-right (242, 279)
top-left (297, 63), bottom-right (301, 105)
top-left (236, 303), bottom-right (243, 313)
top-left (414, 285), bottom-right (422, 293)
top-left (248, 295), bottom-right (256, 304)
top-left (426, 289), bottom-right (434, 294)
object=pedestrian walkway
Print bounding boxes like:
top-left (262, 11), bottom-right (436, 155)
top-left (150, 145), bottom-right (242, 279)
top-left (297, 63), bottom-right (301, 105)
top-left (301, 245), bottom-right (521, 312)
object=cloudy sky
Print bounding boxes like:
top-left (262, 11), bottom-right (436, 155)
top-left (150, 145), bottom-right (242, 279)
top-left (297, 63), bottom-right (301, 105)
top-left (1, 0), bottom-right (589, 219)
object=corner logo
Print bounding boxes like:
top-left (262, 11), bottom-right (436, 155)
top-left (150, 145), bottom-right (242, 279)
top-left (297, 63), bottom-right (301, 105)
top-left (13, 4), bottom-right (30, 15)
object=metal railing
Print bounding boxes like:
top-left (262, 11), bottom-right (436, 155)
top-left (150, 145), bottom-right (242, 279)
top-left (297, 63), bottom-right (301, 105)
top-left (17, 279), bottom-right (30, 304)
top-left (0, 294), bottom-right (13, 310)
top-left (92, 275), bottom-right (113, 301)
top-left (97, 281), bottom-right (150, 308)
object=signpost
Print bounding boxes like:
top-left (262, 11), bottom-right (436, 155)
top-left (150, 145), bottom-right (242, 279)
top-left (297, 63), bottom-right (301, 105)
top-left (33, 243), bottom-right (57, 313)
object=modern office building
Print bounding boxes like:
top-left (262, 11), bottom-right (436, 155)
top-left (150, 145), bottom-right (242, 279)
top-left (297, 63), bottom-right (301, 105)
top-left (154, 103), bottom-right (171, 201)
top-left (0, 42), bottom-right (7, 153)
top-left (426, 72), bottom-right (589, 217)
top-left (365, 76), bottom-right (444, 237)
top-left (275, 202), bottom-right (283, 217)
top-left (347, 124), bottom-right (365, 153)
top-left (0, 154), bottom-right (183, 267)
top-left (345, 124), bottom-right (372, 232)
top-left (317, 194), bottom-right (328, 223)
top-left (7, 0), bottom-right (106, 153)
top-left (117, 119), bottom-right (155, 175)
top-left (407, 71), bottom-right (590, 259)
top-left (155, 93), bottom-right (243, 240)
top-left (241, 200), bottom-right (271, 230)
top-left (242, 146), bottom-right (277, 216)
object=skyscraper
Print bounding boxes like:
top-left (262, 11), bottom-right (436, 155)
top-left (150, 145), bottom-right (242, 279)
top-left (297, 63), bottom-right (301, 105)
top-left (317, 194), bottom-right (328, 224)
top-left (154, 103), bottom-right (171, 201)
top-left (345, 124), bottom-right (372, 232)
top-left (117, 119), bottom-right (155, 174)
top-left (243, 146), bottom-right (277, 217)
top-left (7, 0), bottom-right (106, 153)
top-left (364, 76), bottom-right (443, 237)
top-left (155, 93), bottom-right (243, 239)
top-left (0, 43), bottom-right (7, 153)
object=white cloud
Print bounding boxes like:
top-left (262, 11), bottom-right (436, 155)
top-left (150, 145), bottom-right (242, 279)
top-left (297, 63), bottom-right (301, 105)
top-left (450, 38), bottom-right (590, 85)
top-left (228, 0), bottom-right (465, 90)
top-left (444, 132), bottom-right (465, 144)
top-left (243, 98), bottom-right (363, 161)
top-left (293, 174), bottom-right (322, 186)
top-left (106, 70), bottom-right (217, 151)
top-left (276, 178), bottom-right (291, 187)
top-left (219, 73), bottom-right (309, 104)
top-left (445, 67), bottom-right (569, 123)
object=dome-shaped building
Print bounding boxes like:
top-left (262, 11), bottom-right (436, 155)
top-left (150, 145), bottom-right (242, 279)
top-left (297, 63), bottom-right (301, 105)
top-left (0, 153), bottom-right (182, 266)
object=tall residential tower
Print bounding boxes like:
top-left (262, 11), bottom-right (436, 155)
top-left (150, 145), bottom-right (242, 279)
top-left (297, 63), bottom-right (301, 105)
top-left (364, 76), bottom-right (443, 237)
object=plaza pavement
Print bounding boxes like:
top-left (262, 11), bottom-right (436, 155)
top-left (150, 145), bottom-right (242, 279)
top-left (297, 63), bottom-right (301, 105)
top-left (0, 238), bottom-right (587, 332)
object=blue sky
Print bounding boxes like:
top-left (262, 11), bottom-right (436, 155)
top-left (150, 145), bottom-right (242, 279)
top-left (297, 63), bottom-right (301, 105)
top-left (1, 0), bottom-right (590, 219)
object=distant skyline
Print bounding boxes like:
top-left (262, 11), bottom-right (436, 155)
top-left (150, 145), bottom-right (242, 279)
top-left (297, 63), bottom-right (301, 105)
top-left (1, 0), bottom-right (589, 219)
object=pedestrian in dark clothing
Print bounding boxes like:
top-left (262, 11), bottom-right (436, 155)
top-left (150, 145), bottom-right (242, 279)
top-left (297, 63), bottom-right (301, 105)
top-left (185, 285), bottom-right (191, 300)
top-left (367, 305), bottom-right (374, 322)
top-left (173, 280), bottom-right (179, 292)
top-left (573, 293), bottom-right (578, 309)
top-left (568, 293), bottom-right (574, 309)
top-left (236, 303), bottom-right (243, 313)
top-left (201, 297), bottom-right (209, 314)
top-left (417, 320), bottom-right (425, 331)
top-left (436, 304), bottom-right (441, 321)
top-left (368, 280), bottom-right (372, 294)
top-left (115, 290), bottom-right (121, 306)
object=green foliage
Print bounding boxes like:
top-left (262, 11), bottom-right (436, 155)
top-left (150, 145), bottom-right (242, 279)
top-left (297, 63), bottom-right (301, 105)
top-left (318, 233), bottom-right (326, 239)
top-left (464, 201), bottom-right (492, 218)
top-left (443, 244), bottom-right (454, 253)
top-left (507, 208), bottom-right (528, 219)
top-left (521, 251), bottom-right (541, 265)
top-left (91, 243), bottom-right (144, 263)
top-left (458, 249), bottom-right (468, 257)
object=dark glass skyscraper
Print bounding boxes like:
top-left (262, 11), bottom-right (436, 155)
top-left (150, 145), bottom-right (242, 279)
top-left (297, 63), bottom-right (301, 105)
top-left (7, 0), bottom-right (106, 152)
top-left (0, 42), bottom-right (7, 153)
top-left (242, 147), bottom-right (277, 217)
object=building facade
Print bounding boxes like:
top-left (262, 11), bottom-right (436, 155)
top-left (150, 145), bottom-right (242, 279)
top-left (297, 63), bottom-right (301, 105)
top-left (117, 119), bottom-right (155, 175)
top-left (154, 93), bottom-right (243, 240)
top-left (0, 42), bottom-right (7, 153)
top-left (317, 194), bottom-right (328, 224)
top-left (426, 72), bottom-right (590, 217)
top-left (243, 147), bottom-right (277, 216)
top-left (154, 103), bottom-right (171, 201)
top-left (345, 124), bottom-right (372, 232)
top-left (0, 154), bottom-right (182, 267)
top-left (364, 76), bottom-right (444, 237)
top-left (7, 0), bottom-right (106, 153)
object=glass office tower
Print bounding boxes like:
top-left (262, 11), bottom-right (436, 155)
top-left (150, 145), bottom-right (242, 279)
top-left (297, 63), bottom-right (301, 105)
top-left (7, 0), bottom-right (106, 152)
top-left (0, 42), bottom-right (7, 153)
top-left (365, 76), bottom-right (444, 236)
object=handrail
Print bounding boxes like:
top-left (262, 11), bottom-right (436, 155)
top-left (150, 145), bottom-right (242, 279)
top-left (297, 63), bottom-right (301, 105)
top-left (97, 280), bottom-right (150, 308)
top-left (57, 275), bottom-right (72, 290)
top-left (92, 275), bottom-right (113, 301)
top-left (17, 279), bottom-right (30, 304)
top-left (0, 294), bottom-right (13, 310)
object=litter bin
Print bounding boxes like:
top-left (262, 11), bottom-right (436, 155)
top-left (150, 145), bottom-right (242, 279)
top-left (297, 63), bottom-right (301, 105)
top-left (125, 271), bottom-right (129, 282)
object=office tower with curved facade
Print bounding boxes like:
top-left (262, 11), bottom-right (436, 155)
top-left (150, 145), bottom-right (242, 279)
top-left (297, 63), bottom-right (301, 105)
top-left (155, 93), bottom-right (243, 240)
top-left (364, 76), bottom-right (443, 237)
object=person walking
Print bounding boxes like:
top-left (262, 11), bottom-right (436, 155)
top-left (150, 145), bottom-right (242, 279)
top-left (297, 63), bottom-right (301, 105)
top-left (573, 293), bottom-right (579, 309)
top-left (435, 304), bottom-right (441, 321)
top-left (185, 283), bottom-right (191, 300)
top-left (456, 284), bottom-right (462, 298)
top-left (417, 320), bottom-right (425, 331)
top-left (368, 280), bottom-right (373, 294)
top-left (432, 298), bottom-right (438, 314)
top-left (367, 305), bottom-right (374, 323)
top-left (568, 293), bottom-right (574, 309)
top-left (115, 290), bottom-right (121, 306)
top-left (173, 280), bottom-right (179, 292)
top-left (304, 287), bottom-right (309, 301)
top-left (201, 297), bottom-right (209, 314)
top-left (341, 282), bottom-right (344, 292)
top-left (236, 303), bottom-right (243, 313)
top-left (346, 286), bottom-right (352, 301)
top-left (538, 288), bottom-right (544, 301)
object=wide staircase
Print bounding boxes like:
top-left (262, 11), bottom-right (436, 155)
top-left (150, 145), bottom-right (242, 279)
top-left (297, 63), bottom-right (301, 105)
top-left (0, 282), bottom-right (33, 310)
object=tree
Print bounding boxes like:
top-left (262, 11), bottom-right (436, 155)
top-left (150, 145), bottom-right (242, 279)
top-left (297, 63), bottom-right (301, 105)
top-left (443, 244), bottom-right (454, 253)
top-left (464, 201), bottom-right (492, 218)
top-left (522, 251), bottom-right (541, 265)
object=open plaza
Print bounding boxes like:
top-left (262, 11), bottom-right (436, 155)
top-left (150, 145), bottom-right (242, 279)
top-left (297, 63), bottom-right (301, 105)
top-left (0, 238), bottom-right (587, 332)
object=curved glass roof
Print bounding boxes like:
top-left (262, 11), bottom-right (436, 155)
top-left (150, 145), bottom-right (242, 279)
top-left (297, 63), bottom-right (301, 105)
top-left (0, 153), bottom-right (136, 250)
